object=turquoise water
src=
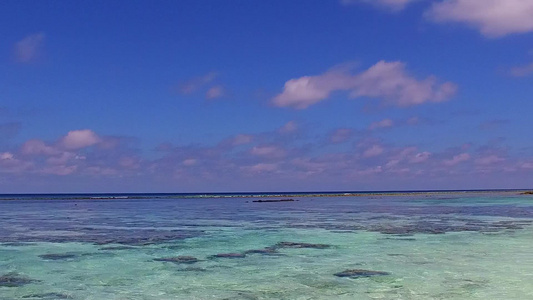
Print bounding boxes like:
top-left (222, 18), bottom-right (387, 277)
top-left (1, 193), bottom-right (532, 299)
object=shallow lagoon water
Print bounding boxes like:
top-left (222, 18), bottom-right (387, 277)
top-left (1, 193), bottom-right (532, 299)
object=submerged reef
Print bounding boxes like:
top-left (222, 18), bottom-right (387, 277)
top-left (210, 253), bottom-right (247, 259)
top-left (98, 246), bottom-right (136, 251)
top-left (244, 247), bottom-right (279, 255)
top-left (334, 269), bottom-right (390, 279)
top-left (274, 241), bottom-right (331, 249)
top-left (0, 273), bottom-right (40, 287)
top-left (205, 242), bottom-right (330, 260)
top-left (287, 215), bottom-right (533, 236)
top-left (0, 228), bottom-right (205, 246)
top-left (177, 267), bottom-right (207, 272)
top-left (21, 292), bottom-right (73, 299)
top-left (154, 256), bottom-right (199, 264)
top-left (39, 253), bottom-right (77, 261)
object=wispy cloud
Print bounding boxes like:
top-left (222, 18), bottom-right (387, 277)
top-left (426, 0), bottom-right (533, 38)
top-left (510, 62), bottom-right (533, 77)
top-left (243, 163), bottom-right (279, 173)
top-left (272, 61), bottom-right (457, 109)
top-left (13, 32), bottom-right (45, 63)
top-left (250, 145), bottom-right (287, 159)
top-left (410, 151), bottom-right (431, 163)
top-left (231, 134), bottom-right (254, 146)
top-left (176, 72), bottom-right (228, 99)
top-left (205, 85), bottom-right (225, 99)
top-left (369, 116), bottom-right (435, 130)
top-left (369, 119), bottom-right (394, 130)
top-left (278, 121), bottom-right (298, 134)
top-left (341, 0), bottom-right (418, 11)
top-left (479, 119), bottom-right (509, 131)
top-left (475, 155), bottom-right (505, 165)
top-left (443, 153), bottom-right (470, 166)
top-left (363, 145), bottom-right (385, 157)
top-left (178, 72), bottom-right (217, 94)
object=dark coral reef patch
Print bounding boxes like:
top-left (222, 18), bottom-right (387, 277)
top-left (154, 256), bottom-right (199, 264)
top-left (334, 269), bottom-right (390, 278)
top-left (0, 272), bottom-right (40, 287)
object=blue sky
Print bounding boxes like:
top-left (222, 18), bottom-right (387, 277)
top-left (1, 0), bottom-right (532, 193)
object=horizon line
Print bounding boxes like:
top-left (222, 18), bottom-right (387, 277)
top-left (1, 188), bottom-right (532, 196)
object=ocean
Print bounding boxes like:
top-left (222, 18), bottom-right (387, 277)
top-left (1, 191), bottom-right (532, 299)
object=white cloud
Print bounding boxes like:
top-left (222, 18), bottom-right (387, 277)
top-left (119, 157), bottom-right (140, 169)
top-left (350, 61), bottom-right (457, 106)
top-left (363, 145), bottom-right (385, 157)
top-left (475, 155), bottom-right (505, 165)
top-left (245, 163), bottom-right (278, 173)
top-left (427, 0), bottom-right (533, 38)
top-left (42, 165), bottom-right (78, 176)
top-left (250, 146), bottom-right (286, 158)
top-left (61, 129), bottom-right (101, 150)
top-left (272, 75), bottom-right (336, 109)
top-left (0, 152), bottom-right (33, 173)
top-left (341, 0), bottom-right (417, 11)
top-left (410, 151), bottom-right (431, 163)
top-left (443, 153), bottom-right (470, 166)
top-left (388, 147), bottom-right (431, 164)
top-left (21, 139), bottom-right (60, 156)
top-left (1, 130), bottom-right (142, 177)
top-left (0, 152), bottom-right (14, 160)
top-left (14, 33), bottom-right (45, 63)
top-left (272, 61), bottom-right (456, 109)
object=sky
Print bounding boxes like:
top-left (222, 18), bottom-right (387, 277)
top-left (0, 0), bottom-right (532, 193)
